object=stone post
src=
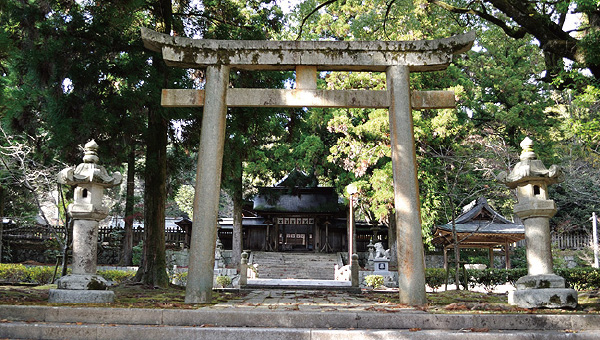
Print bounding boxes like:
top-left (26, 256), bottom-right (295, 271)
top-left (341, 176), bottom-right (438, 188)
top-left (499, 137), bottom-right (577, 308)
top-left (239, 251), bottom-right (248, 287)
top-left (351, 254), bottom-right (359, 288)
top-left (386, 65), bottom-right (427, 305)
top-left (185, 65), bottom-right (230, 304)
top-left (49, 141), bottom-right (122, 304)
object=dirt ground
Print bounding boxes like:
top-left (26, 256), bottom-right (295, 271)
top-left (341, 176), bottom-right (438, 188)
top-left (0, 283), bottom-right (598, 313)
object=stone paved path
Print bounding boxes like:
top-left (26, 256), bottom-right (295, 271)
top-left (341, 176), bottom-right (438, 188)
top-left (206, 289), bottom-right (417, 313)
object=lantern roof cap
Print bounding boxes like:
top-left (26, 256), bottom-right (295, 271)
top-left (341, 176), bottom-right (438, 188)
top-left (497, 138), bottom-right (563, 188)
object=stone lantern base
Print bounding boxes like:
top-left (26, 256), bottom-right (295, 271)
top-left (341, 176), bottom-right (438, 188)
top-left (48, 274), bottom-right (114, 304)
top-left (508, 274), bottom-right (577, 309)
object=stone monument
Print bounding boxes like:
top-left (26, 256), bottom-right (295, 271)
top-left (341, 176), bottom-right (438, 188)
top-left (373, 242), bottom-right (391, 275)
top-left (498, 137), bottom-right (577, 308)
top-left (49, 140), bottom-right (122, 303)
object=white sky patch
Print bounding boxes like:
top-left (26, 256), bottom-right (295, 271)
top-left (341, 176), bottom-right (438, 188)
top-left (279, 0), bottom-right (299, 14)
top-left (62, 78), bottom-right (74, 94)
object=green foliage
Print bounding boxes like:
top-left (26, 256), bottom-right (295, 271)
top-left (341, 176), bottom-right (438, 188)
top-left (215, 275), bottom-right (232, 288)
top-left (364, 274), bottom-right (384, 289)
top-left (132, 241), bottom-right (143, 266)
top-left (0, 263), bottom-right (28, 283)
top-left (174, 184), bottom-right (195, 219)
top-left (0, 264), bottom-right (61, 284)
top-left (467, 268), bottom-right (508, 293)
top-left (42, 238), bottom-right (62, 263)
top-left (97, 269), bottom-right (136, 284)
top-left (555, 267), bottom-right (600, 291)
top-left (425, 268), bottom-right (447, 292)
top-left (172, 271), bottom-right (188, 286)
top-left (25, 266), bottom-right (55, 285)
top-left (510, 247), bottom-right (528, 269)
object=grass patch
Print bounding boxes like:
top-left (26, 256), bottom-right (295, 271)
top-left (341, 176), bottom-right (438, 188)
top-left (361, 289), bottom-right (600, 314)
top-left (0, 283), bottom-right (246, 308)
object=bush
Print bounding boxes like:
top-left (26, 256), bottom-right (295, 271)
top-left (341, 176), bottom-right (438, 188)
top-left (467, 268), bottom-right (507, 292)
top-left (0, 264), bottom-right (58, 284)
top-left (425, 268), bottom-right (447, 292)
top-left (98, 269), bottom-right (136, 284)
top-left (0, 264), bottom-right (28, 283)
top-left (172, 271), bottom-right (187, 286)
top-left (216, 275), bottom-right (232, 288)
top-left (26, 266), bottom-right (55, 284)
top-left (505, 268), bottom-right (527, 286)
top-left (555, 267), bottom-right (600, 291)
top-left (364, 275), bottom-right (384, 289)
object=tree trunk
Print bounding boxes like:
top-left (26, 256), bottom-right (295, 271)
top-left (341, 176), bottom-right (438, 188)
top-left (135, 106), bottom-right (169, 287)
top-left (120, 146), bottom-right (135, 266)
top-left (134, 0), bottom-right (172, 288)
top-left (388, 212), bottom-right (397, 269)
top-left (231, 162), bottom-right (243, 269)
top-left (451, 207), bottom-right (462, 290)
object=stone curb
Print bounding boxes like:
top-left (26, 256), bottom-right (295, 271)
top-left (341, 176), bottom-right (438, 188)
top-left (1, 322), bottom-right (598, 340)
top-left (1, 305), bottom-right (600, 331)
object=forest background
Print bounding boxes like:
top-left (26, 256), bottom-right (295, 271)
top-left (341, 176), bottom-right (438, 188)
top-left (0, 0), bottom-right (599, 287)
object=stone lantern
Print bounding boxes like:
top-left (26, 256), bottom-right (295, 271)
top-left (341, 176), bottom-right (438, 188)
top-left (49, 140), bottom-right (122, 304)
top-left (498, 137), bottom-right (577, 308)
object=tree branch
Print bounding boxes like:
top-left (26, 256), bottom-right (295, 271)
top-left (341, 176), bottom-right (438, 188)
top-left (429, 0), bottom-right (527, 39)
top-left (297, 0), bottom-right (338, 40)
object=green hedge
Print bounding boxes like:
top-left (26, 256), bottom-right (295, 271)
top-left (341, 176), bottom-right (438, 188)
top-left (97, 269), bottom-right (136, 284)
top-left (555, 267), bottom-right (600, 291)
top-left (424, 268), bottom-right (447, 292)
top-left (0, 264), bottom-right (57, 284)
top-left (0, 264), bottom-right (136, 285)
top-left (425, 267), bottom-right (600, 292)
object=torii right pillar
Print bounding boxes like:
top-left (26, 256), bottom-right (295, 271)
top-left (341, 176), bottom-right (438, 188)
top-left (499, 137), bottom-right (577, 309)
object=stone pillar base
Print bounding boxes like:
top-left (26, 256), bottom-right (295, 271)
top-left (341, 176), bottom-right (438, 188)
top-left (508, 288), bottom-right (577, 309)
top-left (49, 289), bottom-right (114, 304)
top-left (56, 274), bottom-right (110, 290)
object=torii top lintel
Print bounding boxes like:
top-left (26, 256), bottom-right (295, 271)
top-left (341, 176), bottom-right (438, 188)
top-left (141, 28), bottom-right (475, 72)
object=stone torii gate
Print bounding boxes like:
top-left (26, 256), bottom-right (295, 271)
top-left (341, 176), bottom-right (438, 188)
top-left (141, 28), bottom-right (475, 304)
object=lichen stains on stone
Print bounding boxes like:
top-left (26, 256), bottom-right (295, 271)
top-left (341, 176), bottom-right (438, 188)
top-left (87, 277), bottom-right (108, 290)
top-left (539, 280), bottom-right (551, 289)
top-left (549, 294), bottom-right (561, 305)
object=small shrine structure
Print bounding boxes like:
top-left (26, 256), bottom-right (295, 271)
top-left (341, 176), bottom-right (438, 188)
top-left (432, 197), bottom-right (524, 269)
top-left (141, 27), bottom-right (475, 304)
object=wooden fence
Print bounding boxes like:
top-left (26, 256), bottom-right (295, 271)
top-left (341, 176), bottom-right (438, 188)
top-left (2, 224), bottom-right (187, 247)
top-left (2, 223), bottom-right (597, 251)
top-left (515, 232), bottom-right (595, 250)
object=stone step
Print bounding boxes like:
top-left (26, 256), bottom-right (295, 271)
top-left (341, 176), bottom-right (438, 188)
top-left (2, 305), bottom-right (600, 340)
top-left (3, 321), bottom-right (595, 340)
top-left (251, 252), bottom-right (339, 280)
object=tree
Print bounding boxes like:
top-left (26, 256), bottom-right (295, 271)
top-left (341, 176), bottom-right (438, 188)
top-left (426, 0), bottom-right (600, 81)
top-left (297, 0), bottom-right (600, 81)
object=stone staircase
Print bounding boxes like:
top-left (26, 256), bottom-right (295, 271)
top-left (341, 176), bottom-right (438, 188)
top-left (251, 251), bottom-right (339, 280)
